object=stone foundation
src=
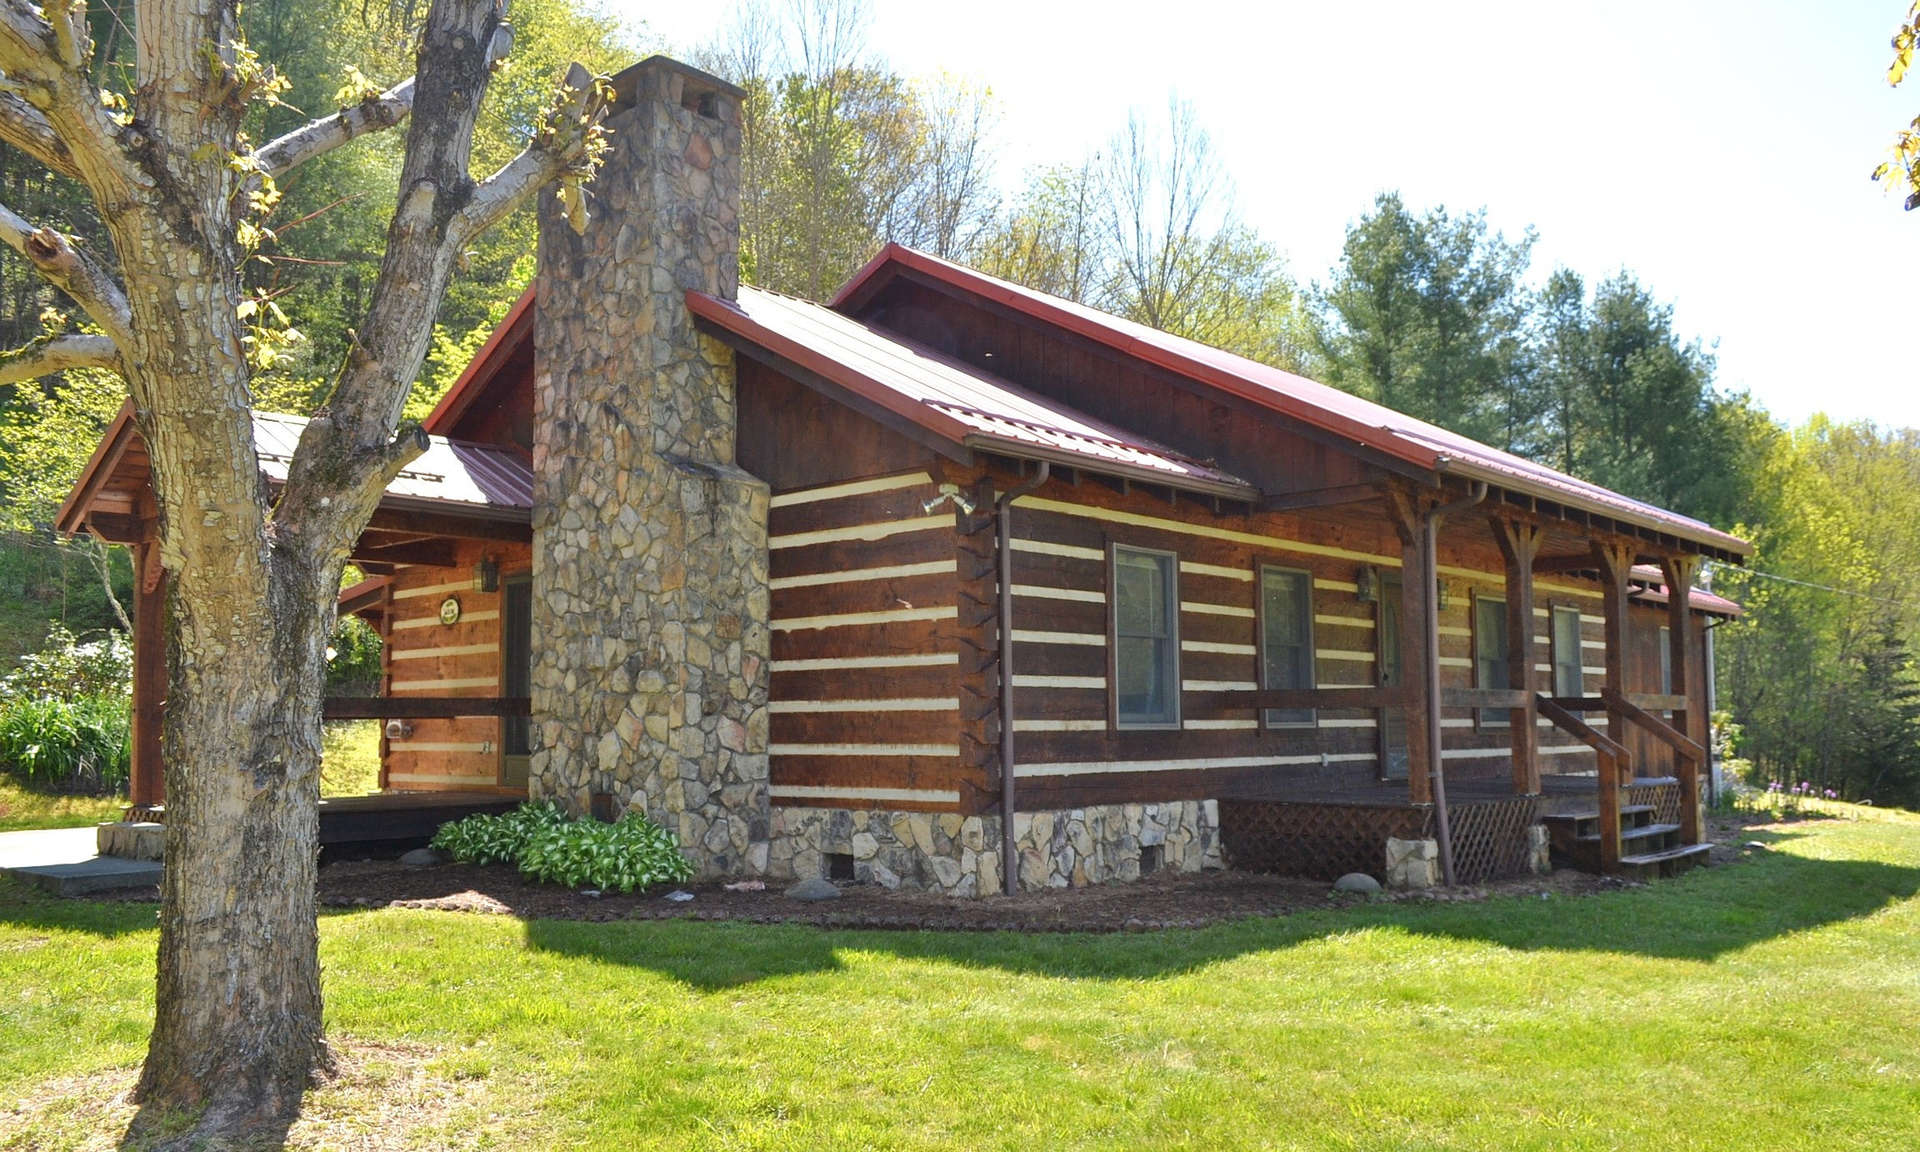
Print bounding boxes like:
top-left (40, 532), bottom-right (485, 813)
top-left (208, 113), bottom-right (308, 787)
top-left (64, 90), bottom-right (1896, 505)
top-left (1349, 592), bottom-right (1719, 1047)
top-left (769, 800), bottom-right (1223, 896)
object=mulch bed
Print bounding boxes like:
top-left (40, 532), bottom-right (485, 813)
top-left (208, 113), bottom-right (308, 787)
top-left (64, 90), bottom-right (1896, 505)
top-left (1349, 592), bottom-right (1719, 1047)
top-left (86, 811), bottom-right (1791, 933)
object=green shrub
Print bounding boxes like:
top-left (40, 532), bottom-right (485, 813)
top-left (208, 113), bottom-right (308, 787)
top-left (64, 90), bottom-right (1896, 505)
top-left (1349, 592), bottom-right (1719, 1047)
top-left (0, 624), bottom-right (130, 704)
top-left (0, 694), bottom-right (129, 792)
top-left (431, 801), bottom-right (694, 892)
top-left (431, 800), bottom-right (569, 866)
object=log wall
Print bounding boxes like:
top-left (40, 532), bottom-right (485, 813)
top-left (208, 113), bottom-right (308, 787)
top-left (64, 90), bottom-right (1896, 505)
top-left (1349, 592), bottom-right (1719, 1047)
top-left (766, 469), bottom-right (972, 813)
top-left (378, 537), bottom-right (530, 792)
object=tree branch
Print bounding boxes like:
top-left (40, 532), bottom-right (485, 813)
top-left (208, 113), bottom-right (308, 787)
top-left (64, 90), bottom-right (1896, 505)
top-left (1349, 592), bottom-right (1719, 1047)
top-left (274, 0), bottom-right (606, 554)
top-left (0, 0), bottom-right (140, 198)
top-left (253, 78), bottom-right (417, 179)
top-left (0, 330), bottom-right (118, 385)
top-left (453, 65), bottom-right (606, 245)
top-left (0, 202), bottom-right (132, 345)
top-left (0, 88), bottom-right (80, 178)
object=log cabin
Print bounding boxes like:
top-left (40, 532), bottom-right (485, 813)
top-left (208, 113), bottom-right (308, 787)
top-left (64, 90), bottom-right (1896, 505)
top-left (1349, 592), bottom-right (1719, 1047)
top-left (58, 55), bottom-right (1749, 893)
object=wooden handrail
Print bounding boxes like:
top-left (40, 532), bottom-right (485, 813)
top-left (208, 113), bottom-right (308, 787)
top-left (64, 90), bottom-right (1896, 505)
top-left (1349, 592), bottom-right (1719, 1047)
top-left (1602, 688), bottom-right (1705, 844)
top-left (1535, 695), bottom-right (1629, 761)
top-left (1441, 687), bottom-right (1530, 709)
top-left (1626, 691), bottom-right (1690, 712)
top-left (1538, 693), bottom-right (1630, 871)
top-left (322, 696), bottom-right (530, 720)
top-left (1601, 689), bottom-right (1707, 762)
top-left (1543, 695), bottom-right (1609, 712)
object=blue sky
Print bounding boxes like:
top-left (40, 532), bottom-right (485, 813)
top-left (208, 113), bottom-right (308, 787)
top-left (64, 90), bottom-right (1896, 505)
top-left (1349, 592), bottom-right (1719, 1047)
top-left (612, 0), bottom-right (1920, 429)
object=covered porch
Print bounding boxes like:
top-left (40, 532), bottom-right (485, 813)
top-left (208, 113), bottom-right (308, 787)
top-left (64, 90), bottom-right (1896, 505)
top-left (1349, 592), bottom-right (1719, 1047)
top-left (1194, 479), bottom-right (1742, 883)
top-left (54, 405), bottom-right (536, 843)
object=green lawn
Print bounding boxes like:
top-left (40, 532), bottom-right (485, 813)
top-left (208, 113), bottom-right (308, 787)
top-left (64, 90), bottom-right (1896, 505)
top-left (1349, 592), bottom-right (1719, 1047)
top-left (4, 813), bottom-right (1920, 1150)
top-left (0, 778), bottom-right (122, 834)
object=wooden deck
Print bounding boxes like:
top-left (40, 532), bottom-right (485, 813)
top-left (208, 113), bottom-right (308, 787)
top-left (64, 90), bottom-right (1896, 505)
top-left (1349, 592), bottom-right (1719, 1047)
top-left (317, 791), bottom-right (524, 859)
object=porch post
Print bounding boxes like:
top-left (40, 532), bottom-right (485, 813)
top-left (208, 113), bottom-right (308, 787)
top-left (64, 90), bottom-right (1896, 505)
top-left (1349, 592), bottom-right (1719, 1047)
top-left (1388, 490), bottom-right (1437, 806)
top-left (1493, 518), bottom-right (1543, 796)
top-left (1661, 554), bottom-right (1705, 844)
top-left (1589, 540), bottom-right (1635, 871)
top-left (130, 537), bottom-right (167, 811)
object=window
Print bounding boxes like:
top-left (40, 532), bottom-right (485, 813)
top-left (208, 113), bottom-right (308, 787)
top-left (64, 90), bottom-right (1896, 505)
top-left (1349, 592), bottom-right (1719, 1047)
top-left (1259, 566), bottom-right (1315, 727)
top-left (1551, 606), bottom-right (1583, 698)
top-left (1112, 546), bottom-right (1179, 727)
top-left (1659, 625), bottom-right (1673, 696)
top-left (1474, 594), bottom-right (1510, 727)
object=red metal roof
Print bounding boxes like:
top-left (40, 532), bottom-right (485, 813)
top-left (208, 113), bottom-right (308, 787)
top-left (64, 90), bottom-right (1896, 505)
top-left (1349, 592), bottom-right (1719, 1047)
top-left (251, 412), bottom-right (532, 516)
top-left (1630, 564), bottom-right (1743, 618)
top-left (688, 286), bottom-right (1257, 497)
top-left (833, 244), bottom-right (1752, 559)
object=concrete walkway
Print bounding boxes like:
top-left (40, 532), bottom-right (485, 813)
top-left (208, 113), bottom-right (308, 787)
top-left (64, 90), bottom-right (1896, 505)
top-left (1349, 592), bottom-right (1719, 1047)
top-left (0, 826), bottom-right (161, 896)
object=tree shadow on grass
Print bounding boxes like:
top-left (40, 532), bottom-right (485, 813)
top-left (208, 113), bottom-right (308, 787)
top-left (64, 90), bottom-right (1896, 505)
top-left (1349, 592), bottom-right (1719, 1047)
top-left (0, 874), bottom-right (155, 938)
top-left (520, 839), bottom-right (1920, 991)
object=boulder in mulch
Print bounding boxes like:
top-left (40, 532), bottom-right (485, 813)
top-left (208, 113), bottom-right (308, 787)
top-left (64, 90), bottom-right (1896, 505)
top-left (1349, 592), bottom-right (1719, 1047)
top-left (785, 877), bottom-right (841, 902)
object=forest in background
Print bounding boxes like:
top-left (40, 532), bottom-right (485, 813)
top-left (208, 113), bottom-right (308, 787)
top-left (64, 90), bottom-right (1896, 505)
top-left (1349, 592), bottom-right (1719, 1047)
top-left (2, 0), bottom-right (1915, 805)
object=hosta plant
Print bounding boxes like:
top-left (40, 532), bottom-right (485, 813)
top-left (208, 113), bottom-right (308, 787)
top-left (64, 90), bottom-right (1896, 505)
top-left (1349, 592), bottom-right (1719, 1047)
top-left (431, 801), bottom-right (694, 892)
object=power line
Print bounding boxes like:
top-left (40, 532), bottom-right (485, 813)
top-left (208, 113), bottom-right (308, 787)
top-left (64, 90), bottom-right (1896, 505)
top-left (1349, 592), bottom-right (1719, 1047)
top-left (1714, 564), bottom-right (1917, 610)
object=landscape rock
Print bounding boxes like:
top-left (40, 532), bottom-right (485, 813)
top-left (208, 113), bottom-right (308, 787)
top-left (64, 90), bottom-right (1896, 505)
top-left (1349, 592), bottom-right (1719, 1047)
top-left (785, 877), bottom-right (841, 902)
top-left (1333, 872), bottom-right (1383, 894)
top-left (398, 848), bottom-right (442, 869)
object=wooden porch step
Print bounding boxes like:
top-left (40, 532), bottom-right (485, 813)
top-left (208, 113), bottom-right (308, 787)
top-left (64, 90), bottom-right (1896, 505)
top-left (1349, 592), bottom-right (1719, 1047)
top-left (1616, 841), bottom-right (1711, 879)
top-left (1542, 805), bottom-right (1655, 841)
top-left (1542, 804), bottom-right (1655, 825)
top-left (1581, 821), bottom-right (1681, 845)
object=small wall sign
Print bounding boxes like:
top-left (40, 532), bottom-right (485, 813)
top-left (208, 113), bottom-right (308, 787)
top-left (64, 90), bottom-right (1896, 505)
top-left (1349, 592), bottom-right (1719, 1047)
top-left (439, 596), bottom-right (462, 626)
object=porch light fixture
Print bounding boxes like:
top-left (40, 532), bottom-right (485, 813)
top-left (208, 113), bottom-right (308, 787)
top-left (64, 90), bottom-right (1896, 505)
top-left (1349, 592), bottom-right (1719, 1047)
top-left (1354, 564), bottom-right (1378, 603)
top-left (1436, 579), bottom-right (1451, 612)
top-left (472, 556), bottom-right (500, 594)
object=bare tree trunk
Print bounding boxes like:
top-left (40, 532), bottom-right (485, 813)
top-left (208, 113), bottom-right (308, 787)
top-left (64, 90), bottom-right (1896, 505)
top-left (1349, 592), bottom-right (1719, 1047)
top-left (80, 534), bottom-right (130, 633)
top-left (135, 555), bottom-right (337, 1139)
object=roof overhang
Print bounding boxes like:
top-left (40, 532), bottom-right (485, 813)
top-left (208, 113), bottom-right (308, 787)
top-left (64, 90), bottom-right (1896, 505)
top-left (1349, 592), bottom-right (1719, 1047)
top-left (833, 244), bottom-right (1753, 564)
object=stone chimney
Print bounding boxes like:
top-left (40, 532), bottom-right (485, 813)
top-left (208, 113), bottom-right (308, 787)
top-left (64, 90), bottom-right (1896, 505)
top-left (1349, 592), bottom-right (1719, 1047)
top-left (530, 56), bottom-right (771, 877)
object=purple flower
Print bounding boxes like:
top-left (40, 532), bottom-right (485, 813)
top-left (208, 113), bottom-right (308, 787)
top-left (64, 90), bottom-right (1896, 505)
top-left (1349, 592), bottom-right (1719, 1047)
top-left (1824, 789), bottom-right (1838, 799)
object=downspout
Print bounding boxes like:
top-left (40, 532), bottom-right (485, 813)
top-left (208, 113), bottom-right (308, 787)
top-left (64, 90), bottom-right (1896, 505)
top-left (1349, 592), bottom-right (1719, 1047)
top-left (998, 461), bottom-right (1051, 895)
top-left (1424, 480), bottom-right (1487, 888)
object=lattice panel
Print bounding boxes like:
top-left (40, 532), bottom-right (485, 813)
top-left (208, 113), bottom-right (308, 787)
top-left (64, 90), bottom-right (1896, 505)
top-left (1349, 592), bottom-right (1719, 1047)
top-left (1444, 796), bottom-right (1541, 884)
top-left (1630, 780), bottom-right (1682, 826)
top-left (1222, 796), bottom-right (1543, 884)
top-left (1219, 800), bottom-right (1428, 882)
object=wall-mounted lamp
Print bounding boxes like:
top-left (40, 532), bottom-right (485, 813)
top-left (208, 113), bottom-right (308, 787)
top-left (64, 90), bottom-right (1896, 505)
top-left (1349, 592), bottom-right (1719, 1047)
top-left (1436, 579), bottom-right (1451, 612)
top-left (472, 556), bottom-right (500, 594)
top-left (384, 719), bottom-right (414, 741)
top-left (1354, 564), bottom-right (1378, 604)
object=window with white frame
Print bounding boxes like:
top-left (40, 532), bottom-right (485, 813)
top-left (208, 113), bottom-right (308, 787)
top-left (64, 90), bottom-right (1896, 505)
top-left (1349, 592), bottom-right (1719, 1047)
top-left (1551, 605), bottom-right (1583, 698)
top-left (1112, 546), bottom-right (1179, 727)
top-left (1259, 566), bottom-right (1315, 727)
